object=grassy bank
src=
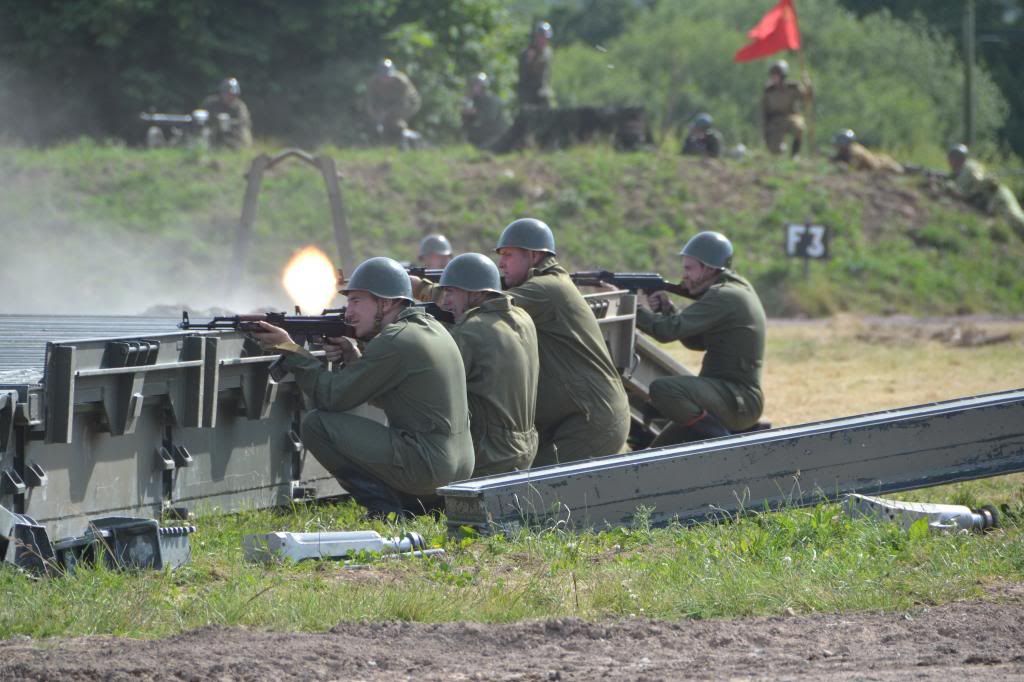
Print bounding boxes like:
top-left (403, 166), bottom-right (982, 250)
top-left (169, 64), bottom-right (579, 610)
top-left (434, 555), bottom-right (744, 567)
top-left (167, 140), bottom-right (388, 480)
top-left (2, 319), bottom-right (1022, 639)
top-left (2, 141), bottom-right (1023, 316)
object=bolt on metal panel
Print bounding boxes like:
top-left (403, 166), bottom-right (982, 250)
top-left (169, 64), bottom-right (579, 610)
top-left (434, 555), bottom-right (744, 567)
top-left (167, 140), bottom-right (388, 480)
top-left (439, 389), bottom-right (1024, 534)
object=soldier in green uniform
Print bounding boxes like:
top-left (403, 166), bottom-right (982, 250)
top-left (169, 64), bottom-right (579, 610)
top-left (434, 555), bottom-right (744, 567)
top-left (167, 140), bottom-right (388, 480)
top-left (517, 21), bottom-right (554, 109)
top-left (439, 253), bottom-right (540, 476)
top-left (419, 233), bottom-right (454, 270)
top-left (761, 60), bottom-right (810, 157)
top-left (250, 256), bottom-right (473, 516)
top-left (638, 232), bottom-right (766, 446)
top-left (496, 218), bottom-right (630, 466)
top-left (681, 113), bottom-right (724, 158)
top-left (367, 59), bottom-right (422, 145)
top-left (947, 144), bottom-right (1024, 239)
top-left (462, 72), bottom-right (509, 150)
top-left (830, 129), bottom-right (903, 173)
top-left (201, 77), bottom-right (252, 149)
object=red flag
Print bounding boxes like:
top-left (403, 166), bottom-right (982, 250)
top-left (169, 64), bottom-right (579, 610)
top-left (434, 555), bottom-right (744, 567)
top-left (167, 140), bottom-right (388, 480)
top-left (733, 0), bottom-right (801, 62)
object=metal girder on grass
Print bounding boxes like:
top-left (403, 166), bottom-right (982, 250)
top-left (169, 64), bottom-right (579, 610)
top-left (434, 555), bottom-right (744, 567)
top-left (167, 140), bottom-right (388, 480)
top-left (439, 389), bottom-right (1024, 533)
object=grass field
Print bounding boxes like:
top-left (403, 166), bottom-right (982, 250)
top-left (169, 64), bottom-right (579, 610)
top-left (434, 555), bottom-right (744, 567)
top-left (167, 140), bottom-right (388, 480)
top-left (2, 319), bottom-right (1022, 639)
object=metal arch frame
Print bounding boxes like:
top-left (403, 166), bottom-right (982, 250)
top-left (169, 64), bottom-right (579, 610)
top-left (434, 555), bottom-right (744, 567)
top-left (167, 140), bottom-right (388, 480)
top-left (229, 148), bottom-right (355, 291)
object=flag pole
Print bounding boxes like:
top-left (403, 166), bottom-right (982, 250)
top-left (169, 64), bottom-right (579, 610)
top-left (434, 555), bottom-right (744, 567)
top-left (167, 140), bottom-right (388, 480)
top-left (797, 47), bottom-right (815, 156)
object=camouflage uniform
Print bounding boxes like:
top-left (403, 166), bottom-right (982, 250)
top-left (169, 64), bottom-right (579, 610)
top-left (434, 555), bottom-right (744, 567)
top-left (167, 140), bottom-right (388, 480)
top-left (275, 307), bottom-right (473, 513)
top-left (636, 270), bottom-right (766, 433)
top-left (368, 70), bottom-right (422, 139)
top-left (833, 142), bottom-right (903, 173)
top-left (450, 295), bottom-right (540, 476)
top-left (682, 128), bottom-right (724, 158)
top-left (950, 159), bottom-right (1024, 239)
top-left (463, 91), bottom-right (509, 150)
top-left (517, 44), bottom-right (554, 109)
top-left (507, 255), bottom-right (630, 466)
top-left (201, 95), bottom-right (253, 149)
top-left (762, 81), bottom-right (807, 154)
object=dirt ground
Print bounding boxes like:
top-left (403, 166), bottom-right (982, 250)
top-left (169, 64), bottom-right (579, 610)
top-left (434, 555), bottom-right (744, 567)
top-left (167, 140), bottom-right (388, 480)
top-left (2, 584), bottom-right (1022, 681)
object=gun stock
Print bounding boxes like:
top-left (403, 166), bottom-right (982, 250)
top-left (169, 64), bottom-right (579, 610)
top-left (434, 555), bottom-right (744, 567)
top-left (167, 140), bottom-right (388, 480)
top-left (570, 270), bottom-right (694, 299)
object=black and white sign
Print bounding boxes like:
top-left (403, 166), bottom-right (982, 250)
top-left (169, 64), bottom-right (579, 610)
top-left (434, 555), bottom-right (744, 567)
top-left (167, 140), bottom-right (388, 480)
top-left (785, 223), bottom-right (830, 259)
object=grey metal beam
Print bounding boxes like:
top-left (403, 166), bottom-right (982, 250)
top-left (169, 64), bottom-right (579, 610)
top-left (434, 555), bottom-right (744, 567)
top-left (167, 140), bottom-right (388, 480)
top-left (439, 389), bottom-right (1024, 533)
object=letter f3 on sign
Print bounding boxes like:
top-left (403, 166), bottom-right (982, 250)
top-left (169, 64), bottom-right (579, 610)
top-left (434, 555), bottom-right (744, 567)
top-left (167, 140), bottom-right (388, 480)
top-left (785, 224), bottom-right (829, 259)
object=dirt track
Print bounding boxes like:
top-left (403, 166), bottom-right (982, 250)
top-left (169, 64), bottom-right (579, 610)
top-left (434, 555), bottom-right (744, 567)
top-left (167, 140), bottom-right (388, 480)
top-left (2, 584), bottom-right (1021, 681)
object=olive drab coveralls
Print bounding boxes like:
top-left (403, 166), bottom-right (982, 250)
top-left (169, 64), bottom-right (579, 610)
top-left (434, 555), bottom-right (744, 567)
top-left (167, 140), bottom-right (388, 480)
top-left (507, 255), bottom-right (630, 466)
top-left (951, 159), bottom-right (1024, 239)
top-left (636, 270), bottom-right (766, 432)
top-left (762, 81), bottom-right (806, 154)
top-left (833, 142), bottom-right (903, 173)
top-left (450, 295), bottom-right (540, 476)
top-left (276, 307), bottom-right (474, 511)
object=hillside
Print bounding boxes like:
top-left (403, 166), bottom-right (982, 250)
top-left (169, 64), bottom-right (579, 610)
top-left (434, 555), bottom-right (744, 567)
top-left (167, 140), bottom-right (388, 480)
top-left (2, 141), bottom-right (1022, 316)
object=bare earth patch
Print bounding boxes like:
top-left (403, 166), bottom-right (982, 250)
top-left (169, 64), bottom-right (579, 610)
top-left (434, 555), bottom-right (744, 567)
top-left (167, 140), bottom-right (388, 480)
top-left (2, 584), bottom-right (1021, 681)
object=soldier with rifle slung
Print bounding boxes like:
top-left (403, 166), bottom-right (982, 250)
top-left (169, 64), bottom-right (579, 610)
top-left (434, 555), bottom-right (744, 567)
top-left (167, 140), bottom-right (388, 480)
top-left (201, 77), bottom-right (252, 149)
top-left (439, 253), bottom-right (540, 476)
top-left (638, 232), bottom-right (766, 447)
top-left (250, 256), bottom-right (473, 517)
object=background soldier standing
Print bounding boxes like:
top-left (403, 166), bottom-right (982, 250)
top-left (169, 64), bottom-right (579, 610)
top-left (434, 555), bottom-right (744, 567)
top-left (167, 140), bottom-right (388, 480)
top-left (761, 60), bottom-right (810, 157)
top-left (201, 77), bottom-right (252, 149)
top-left (496, 218), bottom-right (630, 466)
top-left (830, 129), bottom-right (903, 173)
top-left (367, 58), bottom-right (422, 145)
top-left (517, 21), bottom-right (555, 109)
top-left (439, 253), bottom-right (540, 476)
top-left (251, 256), bottom-right (473, 517)
top-left (947, 144), bottom-right (1024, 239)
top-left (639, 232), bottom-right (766, 447)
top-left (462, 72), bottom-right (508, 150)
top-left (681, 113), bottom-right (724, 158)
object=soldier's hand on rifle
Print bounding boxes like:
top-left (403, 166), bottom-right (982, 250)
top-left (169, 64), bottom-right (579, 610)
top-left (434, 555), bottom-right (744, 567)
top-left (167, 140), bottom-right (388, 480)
top-left (324, 336), bottom-right (361, 365)
top-left (646, 290), bottom-right (675, 314)
top-left (250, 321), bottom-right (294, 348)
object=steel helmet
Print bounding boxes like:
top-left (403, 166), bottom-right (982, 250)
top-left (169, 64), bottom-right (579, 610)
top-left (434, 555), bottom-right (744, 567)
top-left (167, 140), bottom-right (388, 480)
top-left (495, 218), bottom-right (556, 255)
top-left (377, 59), bottom-right (396, 77)
top-left (833, 128), bottom-right (856, 146)
top-left (341, 257), bottom-right (414, 301)
top-left (419, 233), bottom-right (453, 257)
top-left (948, 143), bottom-right (969, 160)
top-left (680, 231), bottom-right (733, 269)
top-left (769, 60), bottom-right (789, 78)
top-left (439, 253), bottom-right (502, 293)
top-left (694, 113), bottom-right (713, 130)
top-left (220, 77), bottom-right (241, 96)
top-left (470, 72), bottom-right (489, 87)
top-left (535, 21), bottom-right (553, 39)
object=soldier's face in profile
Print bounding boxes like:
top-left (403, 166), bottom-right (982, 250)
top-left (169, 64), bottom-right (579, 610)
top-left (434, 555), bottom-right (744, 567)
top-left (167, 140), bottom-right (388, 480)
top-left (441, 287), bottom-right (472, 321)
top-left (497, 247), bottom-right (534, 287)
top-left (682, 256), bottom-right (716, 293)
top-left (344, 290), bottom-right (380, 338)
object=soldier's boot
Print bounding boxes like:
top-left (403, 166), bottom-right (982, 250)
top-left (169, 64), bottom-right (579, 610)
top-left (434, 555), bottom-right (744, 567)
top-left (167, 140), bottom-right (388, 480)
top-left (650, 410), bottom-right (730, 448)
top-left (337, 472), bottom-right (408, 519)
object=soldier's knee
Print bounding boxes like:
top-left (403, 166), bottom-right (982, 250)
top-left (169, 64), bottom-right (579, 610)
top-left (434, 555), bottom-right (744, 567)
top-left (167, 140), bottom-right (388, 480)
top-left (300, 410), bottom-right (331, 451)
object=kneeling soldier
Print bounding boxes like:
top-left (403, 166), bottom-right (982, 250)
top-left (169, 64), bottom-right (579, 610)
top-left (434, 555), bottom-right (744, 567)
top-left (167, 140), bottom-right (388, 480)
top-left (440, 253), bottom-right (540, 476)
top-left (639, 232), bottom-right (766, 446)
top-left (251, 256), bottom-right (473, 516)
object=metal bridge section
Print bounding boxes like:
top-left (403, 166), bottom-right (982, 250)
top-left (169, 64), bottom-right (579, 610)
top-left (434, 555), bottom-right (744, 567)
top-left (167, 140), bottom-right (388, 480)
top-left (439, 389), bottom-right (1024, 533)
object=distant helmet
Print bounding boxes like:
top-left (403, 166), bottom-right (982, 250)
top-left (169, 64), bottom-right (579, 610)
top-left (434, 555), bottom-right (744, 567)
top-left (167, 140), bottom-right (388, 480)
top-left (419, 233), bottom-right (453, 257)
top-left (694, 113), bottom-right (713, 130)
top-left (495, 218), bottom-right (556, 255)
top-left (948, 143), bottom-right (969, 160)
top-left (220, 77), bottom-right (241, 96)
top-left (534, 21), bottom-right (553, 39)
top-left (342, 256), bottom-right (414, 301)
top-left (440, 253), bottom-right (502, 293)
top-left (680, 231), bottom-right (734, 269)
top-left (833, 128), bottom-right (856, 146)
top-left (769, 60), bottom-right (789, 78)
top-left (377, 58), bottom-right (396, 77)
top-left (470, 72), bottom-right (489, 88)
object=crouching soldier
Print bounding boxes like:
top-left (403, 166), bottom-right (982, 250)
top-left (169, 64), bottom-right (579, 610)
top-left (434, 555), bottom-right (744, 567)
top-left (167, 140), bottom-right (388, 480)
top-left (439, 253), bottom-right (540, 476)
top-left (638, 231), bottom-right (767, 447)
top-left (251, 256), bottom-right (474, 516)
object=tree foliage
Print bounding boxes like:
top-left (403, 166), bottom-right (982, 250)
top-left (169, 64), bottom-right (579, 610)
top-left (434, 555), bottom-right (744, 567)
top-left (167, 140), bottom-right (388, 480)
top-left (551, 0), bottom-right (1009, 161)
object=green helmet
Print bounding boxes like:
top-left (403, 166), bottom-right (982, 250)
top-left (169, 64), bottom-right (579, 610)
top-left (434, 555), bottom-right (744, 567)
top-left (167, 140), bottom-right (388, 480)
top-left (680, 231), bottom-right (733, 269)
top-left (439, 253), bottom-right (502, 293)
top-left (833, 128), bottom-right (856, 146)
top-left (948, 143), bottom-right (969, 160)
top-left (694, 113), bottom-right (713, 130)
top-left (342, 256), bottom-right (414, 301)
top-left (419, 233), bottom-right (453, 257)
top-left (770, 60), bottom-right (789, 78)
top-left (495, 218), bottom-right (556, 255)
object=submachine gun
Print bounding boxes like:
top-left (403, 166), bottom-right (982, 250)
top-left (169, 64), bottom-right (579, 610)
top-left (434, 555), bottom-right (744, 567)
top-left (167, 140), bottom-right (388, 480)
top-left (179, 310), bottom-right (355, 345)
top-left (405, 266), bottom-right (444, 282)
top-left (570, 271), bottom-right (696, 299)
